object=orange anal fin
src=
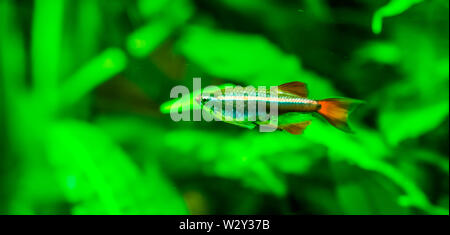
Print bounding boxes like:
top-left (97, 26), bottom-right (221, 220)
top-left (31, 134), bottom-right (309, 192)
top-left (279, 121), bottom-right (311, 135)
top-left (278, 81), bottom-right (308, 97)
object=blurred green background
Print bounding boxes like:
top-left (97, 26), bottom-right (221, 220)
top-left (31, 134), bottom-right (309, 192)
top-left (0, 0), bottom-right (448, 215)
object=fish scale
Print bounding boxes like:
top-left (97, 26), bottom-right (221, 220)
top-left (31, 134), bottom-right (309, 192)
top-left (205, 87), bottom-right (320, 122)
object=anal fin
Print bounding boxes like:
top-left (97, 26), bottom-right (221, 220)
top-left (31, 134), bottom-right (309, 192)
top-left (279, 121), bottom-right (311, 135)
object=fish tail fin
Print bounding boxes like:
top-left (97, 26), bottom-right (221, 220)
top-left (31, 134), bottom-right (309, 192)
top-left (317, 98), bottom-right (360, 133)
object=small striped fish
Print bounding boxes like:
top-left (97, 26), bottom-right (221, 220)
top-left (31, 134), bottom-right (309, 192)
top-left (195, 81), bottom-right (359, 134)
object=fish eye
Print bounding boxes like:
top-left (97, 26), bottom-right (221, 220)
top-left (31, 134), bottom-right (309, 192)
top-left (200, 96), bottom-right (211, 103)
top-left (203, 94), bottom-right (215, 100)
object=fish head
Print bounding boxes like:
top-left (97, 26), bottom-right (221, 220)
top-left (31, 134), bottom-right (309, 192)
top-left (195, 88), bottom-right (225, 111)
top-left (195, 93), bottom-right (213, 106)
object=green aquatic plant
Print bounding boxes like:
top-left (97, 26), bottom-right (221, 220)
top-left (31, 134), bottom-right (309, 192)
top-left (0, 0), bottom-right (448, 215)
top-left (372, 0), bottom-right (424, 34)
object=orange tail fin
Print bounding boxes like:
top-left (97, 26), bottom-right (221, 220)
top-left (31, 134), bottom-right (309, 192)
top-left (317, 98), bottom-right (360, 133)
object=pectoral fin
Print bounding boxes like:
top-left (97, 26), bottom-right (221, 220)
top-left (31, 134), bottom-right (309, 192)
top-left (279, 121), bottom-right (311, 135)
top-left (206, 109), bottom-right (256, 129)
top-left (224, 120), bottom-right (257, 129)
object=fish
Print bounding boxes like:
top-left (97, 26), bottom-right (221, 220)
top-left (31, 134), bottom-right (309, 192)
top-left (195, 81), bottom-right (361, 134)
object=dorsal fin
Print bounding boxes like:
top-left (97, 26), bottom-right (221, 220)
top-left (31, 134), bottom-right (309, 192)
top-left (278, 81), bottom-right (308, 97)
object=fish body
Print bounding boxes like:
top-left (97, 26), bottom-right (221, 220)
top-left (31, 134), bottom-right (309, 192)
top-left (195, 82), bottom-right (360, 134)
top-left (199, 87), bottom-right (319, 120)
